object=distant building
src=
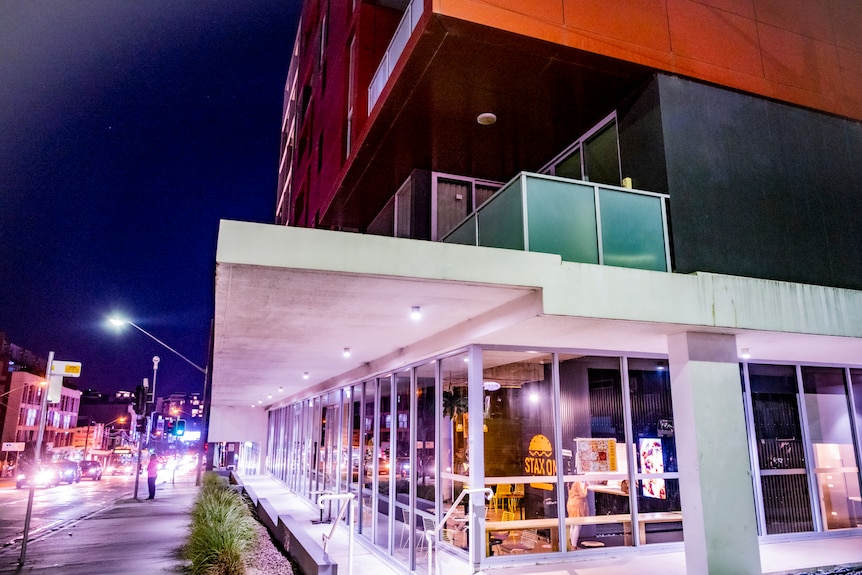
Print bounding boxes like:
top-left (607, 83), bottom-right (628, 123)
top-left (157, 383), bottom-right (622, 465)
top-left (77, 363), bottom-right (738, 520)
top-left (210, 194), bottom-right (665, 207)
top-left (6, 371), bottom-right (81, 458)
top-left (212, 2), bottom-right (862, 574)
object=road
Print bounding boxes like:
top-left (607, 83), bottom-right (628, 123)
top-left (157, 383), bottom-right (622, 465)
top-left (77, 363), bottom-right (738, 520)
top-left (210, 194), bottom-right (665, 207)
top-left (0, 473), bottom-right (141, 554)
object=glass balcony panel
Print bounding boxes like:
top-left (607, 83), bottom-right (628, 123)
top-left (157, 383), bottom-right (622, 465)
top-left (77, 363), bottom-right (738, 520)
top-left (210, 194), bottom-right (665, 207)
top-left (477, 179), bottom-right (524, 251)
top-left (599, 189), bottom-right (667, 271)
top-left (444, 215), bottom-right (476, 246)
top-left (525, 176), bottom-right (598, 264)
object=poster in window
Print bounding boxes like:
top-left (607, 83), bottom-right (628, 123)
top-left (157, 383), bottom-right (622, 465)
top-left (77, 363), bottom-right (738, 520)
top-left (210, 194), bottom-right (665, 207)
top-left (574, 438), bottom-right (617, 474)
top-left (638, 438), bottom-right (666, 499)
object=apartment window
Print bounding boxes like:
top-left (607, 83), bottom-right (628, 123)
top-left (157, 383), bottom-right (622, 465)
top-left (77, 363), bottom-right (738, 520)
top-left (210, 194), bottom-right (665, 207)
top-left (317, 133), bottom-right (324, 173)
top-left (346, 35), bottom-right (356, 159)
top-left (318, 13), bottom-right (328, 69)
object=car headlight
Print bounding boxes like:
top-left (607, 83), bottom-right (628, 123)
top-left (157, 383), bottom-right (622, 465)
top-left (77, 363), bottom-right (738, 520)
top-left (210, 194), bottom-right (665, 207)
top-left (17, 473), bottom-right (26, 481)
top-left (36, 470), bottom-right (52, 482)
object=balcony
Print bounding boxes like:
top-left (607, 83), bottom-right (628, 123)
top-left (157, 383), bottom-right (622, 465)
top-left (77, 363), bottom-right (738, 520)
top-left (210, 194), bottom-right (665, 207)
top-left (367, 0), bottom-right (424, 113)
top-left (442, 172), bottom-right (671, 272)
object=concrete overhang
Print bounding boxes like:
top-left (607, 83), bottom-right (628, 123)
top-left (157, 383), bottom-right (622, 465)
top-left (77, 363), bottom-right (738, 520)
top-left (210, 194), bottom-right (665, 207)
top-left (214, 220), bottom-right (862, 411)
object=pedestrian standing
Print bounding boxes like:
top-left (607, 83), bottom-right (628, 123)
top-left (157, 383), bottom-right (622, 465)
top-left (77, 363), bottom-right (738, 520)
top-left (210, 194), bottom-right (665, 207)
top-left (146, 456), bottom-right (159, 500)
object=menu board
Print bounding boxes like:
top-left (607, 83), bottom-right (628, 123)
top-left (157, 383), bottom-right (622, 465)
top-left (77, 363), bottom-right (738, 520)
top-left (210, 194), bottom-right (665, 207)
top-left (575, 438), bottom-right (617, 474)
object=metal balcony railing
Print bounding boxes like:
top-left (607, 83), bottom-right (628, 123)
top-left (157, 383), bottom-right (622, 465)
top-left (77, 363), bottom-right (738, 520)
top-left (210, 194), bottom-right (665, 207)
top-left (442, 172), bottom-right (672, 273)
top-left (367, 0), bottom-right (424, 113)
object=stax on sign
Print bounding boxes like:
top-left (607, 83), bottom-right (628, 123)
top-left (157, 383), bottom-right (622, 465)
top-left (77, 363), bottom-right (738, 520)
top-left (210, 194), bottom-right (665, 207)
top-left (525, 434), bottom-right (556, 490)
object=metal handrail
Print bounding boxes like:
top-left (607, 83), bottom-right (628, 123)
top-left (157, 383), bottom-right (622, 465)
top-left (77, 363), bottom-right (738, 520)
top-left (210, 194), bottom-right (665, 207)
top-left (425, 487), bottom-right (493, 575)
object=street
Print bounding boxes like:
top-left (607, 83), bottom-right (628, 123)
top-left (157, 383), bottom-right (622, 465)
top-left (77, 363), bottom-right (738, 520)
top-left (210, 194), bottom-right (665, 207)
top-left (0, 474), bottom-right (140, 556)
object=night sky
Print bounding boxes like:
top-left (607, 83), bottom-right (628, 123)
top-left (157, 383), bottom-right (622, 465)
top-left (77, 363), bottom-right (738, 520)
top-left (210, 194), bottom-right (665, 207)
top-left (0, 1), bottom-right (301, 396)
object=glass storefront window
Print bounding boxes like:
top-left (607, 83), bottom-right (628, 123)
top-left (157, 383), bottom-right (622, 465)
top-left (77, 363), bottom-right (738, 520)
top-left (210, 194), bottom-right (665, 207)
top-left (801, 366), bottom-right (861, 531)
top-left (483, 350), bottom-right (556, 557)
top-left (440, 352), bottom-right (468, 551)
top-left (559, 355), bottom-right (630, 550)
top-left (628, 357), bottom-right (682, 544)
top-left (393, 369), bottom-right (412, 566)
top-left (749, 363), bottom-right (813, 534)
top-left (376, 376), bottom-right (393, 550)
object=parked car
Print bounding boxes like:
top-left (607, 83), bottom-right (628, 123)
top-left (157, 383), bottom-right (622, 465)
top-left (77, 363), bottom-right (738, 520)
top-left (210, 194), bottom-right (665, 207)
top-left (16, 464), bottom-right (60, 489)
top-left (55, 460), bottom-right (82, 484)
top-left (79, 460), bottom-right (103, 481)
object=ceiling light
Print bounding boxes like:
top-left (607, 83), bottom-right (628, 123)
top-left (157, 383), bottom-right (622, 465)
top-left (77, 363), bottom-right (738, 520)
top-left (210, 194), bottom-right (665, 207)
top-left (529, 392), bottom-right (539, 403)
top-left (741, 348), bottom-right (751, 359)
top-left (477, 112), bottom-right (497, 125)
top-left (279, 386), bottom-right (283, 392)
top-left (411, 306), bottom-right (422, 320)
top-left (343, 347), bottom-right (351, 358)
top-left (483, 381), bottom-right (501, 391)
top-left (267, 394), bottom-right (272, 399)
top-left (303, 371), bottom-right (309, 379)
top-left (258, 400), bottom-right (262, 404)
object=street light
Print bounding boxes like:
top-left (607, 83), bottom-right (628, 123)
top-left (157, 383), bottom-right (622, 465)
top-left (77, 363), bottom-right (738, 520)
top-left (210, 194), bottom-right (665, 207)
top-left (109, 318), bottom-right (205, 375)
top-left (108, 315), bottom-right (210, 486)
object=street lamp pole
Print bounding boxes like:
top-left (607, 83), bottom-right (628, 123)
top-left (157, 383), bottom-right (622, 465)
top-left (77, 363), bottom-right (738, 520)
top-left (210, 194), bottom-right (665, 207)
top-left (110, 317), bottom-right (209, 486)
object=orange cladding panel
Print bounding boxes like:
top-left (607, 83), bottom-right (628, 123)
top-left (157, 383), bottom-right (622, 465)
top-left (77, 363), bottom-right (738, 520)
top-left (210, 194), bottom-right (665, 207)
top-left (433, 0), bottom-right (862, 119)
top-left (753, 0), bottom-right (834, 43)
top-left (667, 0), bottom-right (764, 77)
top-left (758, 23), bottom-right (842, 98)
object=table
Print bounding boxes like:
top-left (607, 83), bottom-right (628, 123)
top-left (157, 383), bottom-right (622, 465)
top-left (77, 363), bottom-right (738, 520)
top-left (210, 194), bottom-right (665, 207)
top-left (485, 511), bottom-right (682, 550)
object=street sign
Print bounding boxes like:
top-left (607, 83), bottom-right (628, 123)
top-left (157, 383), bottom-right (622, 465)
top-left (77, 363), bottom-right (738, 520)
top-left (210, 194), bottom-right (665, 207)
top-left (50, 361), bottom-right (82, 377)
top-left (47, 359), bottom-right (82, 403)
top-left (2, 442), bottom-right (25, 452)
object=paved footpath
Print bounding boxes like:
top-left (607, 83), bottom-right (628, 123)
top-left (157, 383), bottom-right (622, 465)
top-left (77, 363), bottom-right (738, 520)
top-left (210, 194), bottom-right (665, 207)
top-left (0, 479), bottom-right (198, 575)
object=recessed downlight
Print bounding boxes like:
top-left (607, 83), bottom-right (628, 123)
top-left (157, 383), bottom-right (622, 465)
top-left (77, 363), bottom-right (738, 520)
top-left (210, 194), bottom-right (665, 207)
top-left (477, 112), bottom-right (497, 125)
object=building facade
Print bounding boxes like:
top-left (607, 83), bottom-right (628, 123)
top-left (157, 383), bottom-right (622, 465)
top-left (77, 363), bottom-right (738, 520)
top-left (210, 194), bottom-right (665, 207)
top-left (212, 2), bottom-right (862, 574)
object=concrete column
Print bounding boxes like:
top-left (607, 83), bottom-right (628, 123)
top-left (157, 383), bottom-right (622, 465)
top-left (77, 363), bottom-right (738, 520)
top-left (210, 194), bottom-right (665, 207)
top-left (667, 332), bottom-right (761, 575)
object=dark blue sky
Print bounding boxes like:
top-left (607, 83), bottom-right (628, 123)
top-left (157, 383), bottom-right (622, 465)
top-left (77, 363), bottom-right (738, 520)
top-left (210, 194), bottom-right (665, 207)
top-left (0, 1), bottom-right (300, 395)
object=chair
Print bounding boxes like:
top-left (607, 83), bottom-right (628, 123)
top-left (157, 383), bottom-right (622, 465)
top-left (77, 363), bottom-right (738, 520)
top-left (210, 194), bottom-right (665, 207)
top-left (491, 483), bottom-right (511, 510)
top-left (397, 507), bottom-right (411, 548)
top-left (509, 483), bottom-right (525, 515)
top-left (417, 516), bottom-right (437, 557)
top-left (502, 528), bottom-right (537, 555)
top-left (489, 510), bottom-right (515, 541)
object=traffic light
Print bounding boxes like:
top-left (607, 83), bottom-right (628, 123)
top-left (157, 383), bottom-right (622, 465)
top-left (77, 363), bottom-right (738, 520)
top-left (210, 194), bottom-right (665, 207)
top-left (175, 419), bottom-right (186, 436)
top-left (165, 417), bottom-right (175, 436)
top-left (134, 385), bottom-right (146, 414)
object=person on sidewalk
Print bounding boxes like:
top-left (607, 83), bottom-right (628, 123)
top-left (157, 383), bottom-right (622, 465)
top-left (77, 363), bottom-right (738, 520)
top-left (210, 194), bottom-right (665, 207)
top-left (146, 456), bottom-right (159, 500)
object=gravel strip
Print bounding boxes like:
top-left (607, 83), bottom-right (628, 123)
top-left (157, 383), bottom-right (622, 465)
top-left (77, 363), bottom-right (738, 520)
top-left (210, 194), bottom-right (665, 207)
top-left (245, 520), bottom-right (295, 575)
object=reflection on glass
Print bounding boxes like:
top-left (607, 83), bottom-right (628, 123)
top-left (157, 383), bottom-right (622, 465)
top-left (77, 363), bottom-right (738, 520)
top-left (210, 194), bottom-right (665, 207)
top-left (749, 363), bottom-right (813, 534)
top-left (801, 366), bottom-right (860, 531)
top-left (393, 370), bottom-right (412, 566)
top-left (361, 381), bottom-right (375, 538)
top-left (376, 376), bottom-right (392, 550)
top-left (440, 352), bottom-right (468, 551)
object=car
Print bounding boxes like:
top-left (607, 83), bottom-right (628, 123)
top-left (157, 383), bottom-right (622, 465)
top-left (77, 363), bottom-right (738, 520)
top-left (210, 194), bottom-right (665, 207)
top-left (16, 464), bottom-right (60, 489)
top-left (55, 460), bottom-right (82, 484)
top-left (107, 461), bottom-right (135, 476)
top-left (79, 460), bottom-right (103, 480)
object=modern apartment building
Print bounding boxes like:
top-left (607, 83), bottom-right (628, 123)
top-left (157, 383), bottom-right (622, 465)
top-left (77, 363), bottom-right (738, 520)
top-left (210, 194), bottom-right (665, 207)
top-left (211, 2), bottom-right (862, 574)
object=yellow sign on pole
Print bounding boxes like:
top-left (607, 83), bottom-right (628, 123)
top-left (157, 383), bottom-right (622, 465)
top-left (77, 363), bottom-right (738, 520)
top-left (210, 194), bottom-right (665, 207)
top-left (50, 361), bottom-right (82, 377)
top-left (47, 360), bottom-right (82, 403)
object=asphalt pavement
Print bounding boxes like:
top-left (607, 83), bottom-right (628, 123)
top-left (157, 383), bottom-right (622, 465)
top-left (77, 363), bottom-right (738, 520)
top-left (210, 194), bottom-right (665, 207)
top-left (0, 475), bottom-right (197, 575)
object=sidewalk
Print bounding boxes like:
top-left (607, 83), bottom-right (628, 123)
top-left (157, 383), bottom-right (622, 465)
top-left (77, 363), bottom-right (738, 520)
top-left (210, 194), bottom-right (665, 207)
top-left (0, 478), bottom-right (198, 575)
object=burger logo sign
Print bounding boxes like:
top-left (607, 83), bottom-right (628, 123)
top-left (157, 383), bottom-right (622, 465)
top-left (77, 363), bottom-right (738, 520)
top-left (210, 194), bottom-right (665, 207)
top-left (525, 434), bottom-right (556, 490)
